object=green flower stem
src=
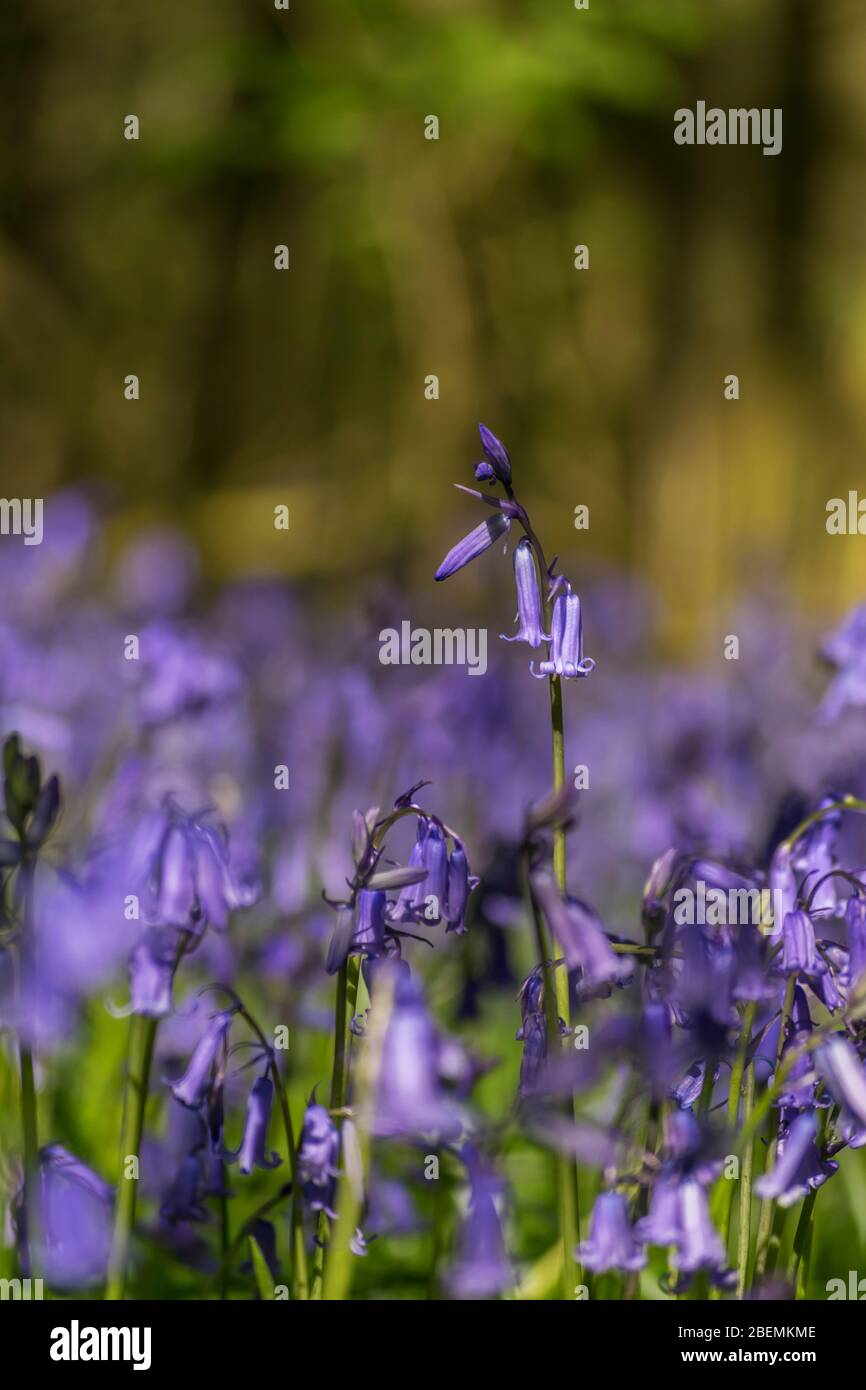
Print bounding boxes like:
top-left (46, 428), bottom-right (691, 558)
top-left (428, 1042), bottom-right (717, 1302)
top-left (716, 1001), bottom-right (758, 1255)
top-left (105, 1012), bottom-right (158, 1300)
top-left (735, 1060), bottom-right (757, 1299)
top-left (18, 1042), bottom-right (39, 1270)
top-left (526, 863), bottom-right (579, 1299)
top-left (322, 968), bottom-right (395, 1300)
top-left (753, 973), bottom-right (797, 1282)
top-left (548, 672), bottom-right (582, 1291)
top-left (787, 1188), bottom-right (816, 1298)
top-left (14, 858), bottom-right (40, 1272)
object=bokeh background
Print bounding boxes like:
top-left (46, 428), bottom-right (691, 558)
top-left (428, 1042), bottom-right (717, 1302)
top-left (3, 0), bottom-right (866, 649)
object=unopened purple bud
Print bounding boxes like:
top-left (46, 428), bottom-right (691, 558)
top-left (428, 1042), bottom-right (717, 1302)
top-left (501, 539), bottom-right (548, 649)
top-left (474, 461), bottom-right (497, 483)
top-left (435, 513), bottom-right (510, 582)
top-left (477, 423), bottom-right (512, 486)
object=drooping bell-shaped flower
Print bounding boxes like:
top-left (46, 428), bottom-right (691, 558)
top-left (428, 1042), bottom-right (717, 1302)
top-left (754, 1111), bottom-right (838, 1207)
top-left (780, 910), bottom-right (825, 978)
top-left (160, 1151), bottom-right (209, 1225)
top-left (299, 1102), bottom-right (340, 1218)
top-left (531, 585), bottom-right (595, 679)
top-left (435, 512), bottom-right (510, 583)
top-left (576, 1191), bottom-right (645, 1273)
top-left (21, 1145), bottom-right (114, 1288)
top-left (448, 1148), bottom-right (512, 1298)
top-left (167, 1011), bottom-right (233, 1109)
top-left (373, 971), bottom-right (463, 1139)
top-left (501, 539), bottom-right (547, 649)
top-left (129, 802), bottom-right (258, 935)
top-left (675, 1180), bottom-right (730, 1279)
top-left (226, 1074), bottom-right (281, 1175)
top-left (531, 873), bottom-right (631, 998)
top-left (26, 1145), bottom-right (113, 1284)
top-left (352, 888), bottom-right (388, 956)
top-left (444, 843), bottom-right (478, 934)
top-left (846, 894), bottom-right (866, 993)
top-left (816, 1036), bottom-right (866, 1147)
top-left (129, 926), bottom-right (177, 1018)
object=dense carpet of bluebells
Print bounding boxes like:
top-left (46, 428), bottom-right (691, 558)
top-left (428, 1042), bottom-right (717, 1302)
top-left (5, 432), bottom-right (866, 1301)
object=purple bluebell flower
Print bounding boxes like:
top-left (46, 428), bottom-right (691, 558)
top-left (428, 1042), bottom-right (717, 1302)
top-left (577, 1191), bottom-right (646, 1273)
top-left (819, 603), bottom-right (866, 720)
top-left (444, 843), bottom-right (478, 933)
top-left (129, 926), bottom-right (178, 1018)
top-left (226, 1074), bottom-right (281, 1174)
top-left (780, 910), bottom-right (825, 978)
top-left (531, 585), bottom-right (595, 679)
top-left (754, 1111), bottom-right (838, 1206)
top-left (531, 873), bottom-right (631, 998)
top-left (299, 1102), bottom-right (340, 1218)
top-left (352, 888), bottom-right (388, 955)
top-left (816, 1036), bottom-right (866, 1147)
top-left (160, 1151), bottom-right (209, 1225)
top-left (167, 1011), bottom-right (233, 1109)
top-left (448, 1148), bottom-right (512, 1299)
top-left (373, 972), bottom-right (464, 1139)
top-left (674, 1180), bottom-right (730, 1280)
top-left (501, 539), bottom-right (548, 649)
top-left (516, 1008), bottom-right (549, 1100)
top-left (24, 1144), bottom-right (114, 1288)
top-left (129, 802), bottom-right (258, 934)
top-left (434, 512), bottom-right (511, 583)
top-left (634, 1177), bottom-right (683, 1246)
top-left (846, 894), bottom-right (866, 991)
top-left (477, 423), bottom-right (512, 487)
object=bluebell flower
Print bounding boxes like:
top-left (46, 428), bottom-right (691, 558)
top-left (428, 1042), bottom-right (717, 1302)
top-left (434, 513), bottom-right (511, 583)
top-left (819, 603), bottom-right (866, 721)
top-left (448, 1148), bottom-right (512, 1299)
top-left (501, 539), bottom-right (548, 649)
top-left (531, 873), bottom-right (631, 998)
top-left (299, 1102), bottom-right (340, 1218)
top-left (373, 971), bottom-right (464, 1139)
top-left (129, 801), bottom-right (258, 934)
top-left (531, 585), bottom-right (595, 680)
top-left (352, 888), bottom-right (388, 955)
top-left (129, 926), bottom-right (178, 1018)
top-left (845, 894), bottom-right (866, 992)
top-left (816, 1036), bottom-right (866, 1147)
top-left (754, 1111), bottom-right (838, 1207)
top-left (577, 1191), bottom-right (646, 1273)
top-left (780, 910), bottom-right (825, 978)
top-left (20, 1145), bottom-right (114, 1288)
top-left (226, 1074), bottom-right (281, 1174)
top-left (444, 842), bottom-right (478, 934)
top-left (166, 1011), bottom-right (233, 1109)
top-left (160, 1151), bottom-right (209, 1225)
